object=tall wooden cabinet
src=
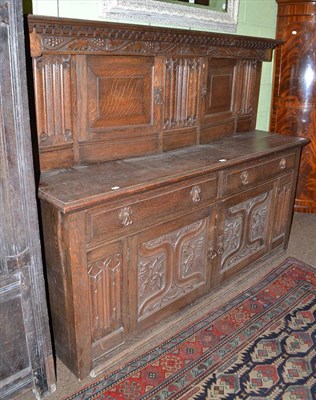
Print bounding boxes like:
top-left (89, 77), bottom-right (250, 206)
top-left (27, 15), bottom-right (308, 379)
top-left (271, 0), bottom-right (316, 213)
top-left (0, 1), bottom-right (55, 398)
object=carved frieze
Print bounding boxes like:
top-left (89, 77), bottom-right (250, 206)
top-left (28, 16), bottom-right (280, 61)
top-left (137, 219), bottom-right (207, 320)
top-left (88, 252), bottom-right (122, 341)
top-left (221, 192), bottom-right (271, 271)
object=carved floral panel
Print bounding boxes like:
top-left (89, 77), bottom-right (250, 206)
top-left (137, 219), bottom-right (208, 320)
top-left (221, 191), bottom-right (271, 271)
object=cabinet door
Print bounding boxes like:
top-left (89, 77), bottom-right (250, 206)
top-left (128, 208), bottom-right (216, 333)
top-left (214, 183), bottom-right (274, 285)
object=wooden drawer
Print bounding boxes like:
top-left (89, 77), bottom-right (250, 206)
top-left (221, 152), bottom-right (295, 196)
top-left (86, 174), bottom-right (218, 245)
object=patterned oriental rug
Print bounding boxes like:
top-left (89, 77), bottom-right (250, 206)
top-left (66, 258), bottom-right (316, 400)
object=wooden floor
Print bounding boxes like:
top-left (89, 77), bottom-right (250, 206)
top-left (14, 212), bottom-right (316, 400)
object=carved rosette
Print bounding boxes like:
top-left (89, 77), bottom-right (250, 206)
top-left (221, 192), bottom-right (271, 271)
top-left (137, 219), bottom-right (207, 320)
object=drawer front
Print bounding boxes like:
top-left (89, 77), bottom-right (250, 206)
top-left (221, 152), bottom-right (295, 196)
top-left (87, 174), bottom-right (218, 245)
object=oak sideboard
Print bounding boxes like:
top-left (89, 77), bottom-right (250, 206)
top-left (27, 15), bottom-right (308, 379)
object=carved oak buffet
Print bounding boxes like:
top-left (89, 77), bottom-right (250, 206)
top-left (28, 16), bottom-right (308, 379)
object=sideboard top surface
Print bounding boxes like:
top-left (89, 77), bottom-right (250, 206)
top-left (39, 131), bottom-right (307, 212)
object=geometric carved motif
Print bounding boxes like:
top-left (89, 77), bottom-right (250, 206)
top-left (88, 252), bottom-right (122, 341)
top-left (221, 192), bottom-right (271, 271)
top-left (137, 219), bottom-right (207, 320)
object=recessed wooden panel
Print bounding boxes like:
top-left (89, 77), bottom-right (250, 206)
top-left (163, 57), bottom-right (202, 131)
top-left (0, 280), bottom-right (30, 381)
top-left (87, 56), bottom-right (154, 130)
top-left (33, 55), bottom-right (74, 169)
top-left (205, 59), bottom-right (236, 118)
top-left (236, 60), bottom-right (262, 132)
top-left (87, 241), bottom-right (124, 355)
top-left (162, 127), bottom-right (198, 151)
top-left (272, 173), bottom-right (294, 249)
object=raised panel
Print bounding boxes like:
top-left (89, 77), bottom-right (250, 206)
top-left (76, 55), bottom-right (160, 162)
top-left (128, 209), bottom-right (213, 332)
top-left (216, 184), bottom-right (274, 283)
top-left (205, 59), bottom-right (236, 118)
top-left (137, 219), bottom-right (207, 320)
top-left (87, 56), bottom-right (153, 129)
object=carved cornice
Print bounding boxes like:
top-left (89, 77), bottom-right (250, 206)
top-left (28, 15), bottom-right (281, 61)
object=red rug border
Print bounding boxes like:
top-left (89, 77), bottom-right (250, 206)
top-left (65, 256), bottom-right (315, 400)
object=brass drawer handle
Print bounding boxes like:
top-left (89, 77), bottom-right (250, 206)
top-left (190, 185), bottom-right (201, 203)
top-left (240, 171), bottom-right (249, 185)
top-left (119, 207), bottom-right (133, 227)
top-left (280, 158), bottom-right (286, 170)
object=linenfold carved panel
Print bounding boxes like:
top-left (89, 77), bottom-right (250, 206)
top-left (273, 176), bottom-right (293, 241)
top-left (221, 192), bottom-right (271, 271)
top-left (137, 219), bottom-right (207, 320)
top-left (237, 60), bottom-right (258, 117)
top-left (88, 252), bottom-right (122, 342)
top-left (33, 55), bottom-right (73, 147)
top-left (163, 58), bottom-right (202, 131)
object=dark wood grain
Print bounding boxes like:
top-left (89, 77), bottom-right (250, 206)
top-left (271, 0), bottom-right (316, 213)
top-left (28, 16), bottom-right (280, 170)
top-left (28, 15), bottom-right (308, 379)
